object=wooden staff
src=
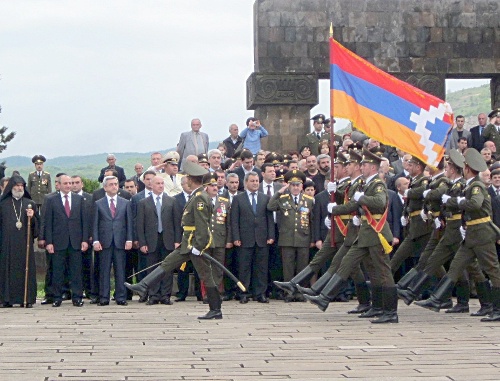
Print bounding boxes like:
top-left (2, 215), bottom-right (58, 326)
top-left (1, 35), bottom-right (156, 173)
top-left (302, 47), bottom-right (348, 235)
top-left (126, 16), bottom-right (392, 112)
top-left (24, 204), bottom-right (33, 307)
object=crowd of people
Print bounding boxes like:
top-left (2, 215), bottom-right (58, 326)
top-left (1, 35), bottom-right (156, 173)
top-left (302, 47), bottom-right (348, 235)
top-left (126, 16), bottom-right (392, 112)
top-left (1, 109), bottom-right (500, 323)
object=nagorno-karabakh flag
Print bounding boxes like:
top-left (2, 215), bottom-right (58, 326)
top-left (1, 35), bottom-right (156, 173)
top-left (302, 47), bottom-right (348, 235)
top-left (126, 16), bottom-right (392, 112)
top-left (330, 38), bottom-right (453, 167)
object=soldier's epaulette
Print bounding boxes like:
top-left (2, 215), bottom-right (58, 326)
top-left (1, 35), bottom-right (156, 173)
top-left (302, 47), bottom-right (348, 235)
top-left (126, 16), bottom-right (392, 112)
top-left (218, 196), bottom-right (228, 202)
top-left (44, 171), bottom-right (50, 175)
top-left (302, 194), bottom-right (313, 200)
top-left (195, 191), bottom-right (202, 196)
top-left (280, 194), bottom-right (289, 198)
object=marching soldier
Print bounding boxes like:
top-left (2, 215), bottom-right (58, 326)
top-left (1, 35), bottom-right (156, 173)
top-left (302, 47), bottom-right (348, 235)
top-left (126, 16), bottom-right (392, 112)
top-left (390, 156), bottom-right (432, 275)
top-left (267, 170), bottom-right (314, 302)
top-left (126, 161), bottom-right (223, 320)
top-left (304, 148), bottom-right (397, 324)
top-left (415, 148), bottom-right (500, 322)
top-left (27, 155), bottom-right (52, 213)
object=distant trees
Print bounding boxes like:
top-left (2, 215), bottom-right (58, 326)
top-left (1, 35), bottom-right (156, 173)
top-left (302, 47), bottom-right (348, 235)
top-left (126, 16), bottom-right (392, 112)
top-left (0, 105), bottom-right (16, 155)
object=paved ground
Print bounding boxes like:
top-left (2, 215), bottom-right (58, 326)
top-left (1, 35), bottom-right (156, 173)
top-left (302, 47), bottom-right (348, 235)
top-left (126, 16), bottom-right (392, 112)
top-left (0, 297), bottom-right (499, 381)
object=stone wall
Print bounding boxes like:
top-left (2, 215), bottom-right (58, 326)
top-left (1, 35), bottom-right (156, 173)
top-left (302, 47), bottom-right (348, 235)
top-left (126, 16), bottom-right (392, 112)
top-left (248, 0), bottom-right (500, 152)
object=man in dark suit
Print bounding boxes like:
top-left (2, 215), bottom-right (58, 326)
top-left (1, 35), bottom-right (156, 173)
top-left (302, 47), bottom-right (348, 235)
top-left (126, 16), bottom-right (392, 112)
top-left (231, 171), bottom-right (275, 303)
top-left (488, 169), bottom-right (500, 260)
top-left (93, 169), bottom-right (131, 203)
top-left (44, 174), bottom-right (89, 307)
top-left (136, 176), bottom-right (181, 305)
top-left (93, 175), bottom-right (133, 306)
top-left (97, 154), bottom-right (127, 188)
top-left (231, 150), bottom-right (263, 191)
top-left (468, 113), bottom-right (488, 152)
top-left (223, 124), bottom-right (243, 159)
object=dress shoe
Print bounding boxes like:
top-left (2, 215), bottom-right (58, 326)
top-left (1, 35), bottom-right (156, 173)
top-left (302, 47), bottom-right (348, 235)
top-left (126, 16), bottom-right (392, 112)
top-left (146, 299), bottom-right (159, 305)
top-left (445, 303), bottom-right (469, 313)
top-left (97, 301), bottom-right (109, 306)
top-left (359, 307), bottom-right (383, 318)
top-left (116, 301), bottom-right (128, 306)
top-left (197, 309), bottom-right (223, 320)
top-left (222, 294), bottom-right (233, 301)
top-left (2, 302), bottom-right (13, 308)
top-left (284, 294), bottom-right (294, 303)
top-left (24, 303), bottom-right (33, 308)
top-left (52, 301), bottom-right (62, 307)
top-left (273, 280), bottom-right (297, 295)
top-left (175, 297), bottom-right (186, 302)
top-left (239, 295), bottom-right (249, 304)
top-left (471, 305), bottom-right (493, 317)
top-left (304, 294), bottom-right (330, 312)
top-left (370, 312), bottom-right (399, 324)
top-left (89, 297), bottom-right (99, 304)
top-left (347, 303), bottom-right (371, 314)
top-left (138, 295), bottom-right (148, 303)
top-left (160, 298), bottom-right (173, 305)
top-left (72, 300), bottom-right (84, 307)
top-left (294, 293), bottom-right (306, 302)
top-left (61, 292), bottom-right (71, 301)
top-left (255, 295), bottom-right (269, 303)
top-left (40, 298), bottom-right (53, 305)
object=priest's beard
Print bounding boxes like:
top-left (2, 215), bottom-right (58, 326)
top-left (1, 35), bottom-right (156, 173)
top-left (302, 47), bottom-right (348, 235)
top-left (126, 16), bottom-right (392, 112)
top-left (12, 190), bottom-right (24, 199)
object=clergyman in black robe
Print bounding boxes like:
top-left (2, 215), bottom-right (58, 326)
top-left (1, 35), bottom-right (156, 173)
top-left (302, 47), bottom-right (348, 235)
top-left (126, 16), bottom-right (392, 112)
top-left (0, 175), bottom-right (38, 307)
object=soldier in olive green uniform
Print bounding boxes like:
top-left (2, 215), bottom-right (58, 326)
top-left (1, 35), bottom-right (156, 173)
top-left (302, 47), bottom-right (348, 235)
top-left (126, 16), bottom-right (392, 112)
top-left (416, 148), bottom-right (500, 322)
top-left (390, 157), bottom-right (432, 274)
top-left (273, 152), bottom-right (351, 296)
top-left (268, 170), bottom-right (314, 301)
top-left (305, 148), bottom-right (397, 324)
top-left (300, 114), bottom-right (326, 155)
top-left (126, 161), bottom-right (223, 320)
top-left (203, 172), bottom-right (232, 290)
top-left (481, 109), bottom-right (500, 153)
top-left (27, 155), bottom-right (52, 213)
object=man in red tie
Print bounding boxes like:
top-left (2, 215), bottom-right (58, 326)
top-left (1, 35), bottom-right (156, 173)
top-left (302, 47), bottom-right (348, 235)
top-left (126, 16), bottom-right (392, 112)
top-left (43, 175), bottom-right (89, 307)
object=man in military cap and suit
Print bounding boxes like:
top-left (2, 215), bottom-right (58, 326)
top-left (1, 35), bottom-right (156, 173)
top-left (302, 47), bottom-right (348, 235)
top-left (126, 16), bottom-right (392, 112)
top-left (158, 151), bottom-right (183, 197)
top-left (415, 148), bottom-right (500, 322)
top-left (268, 170), bottom-right (315, 302)
top-left (321, 118), bottom-right (343, 149)
top-left (390, 156), bottom-right (432, 275)
top-left (126, 161), bottom-right (223, 320)
top-left (482, 109), bottom-right (500, 153)
top-left (305, 148), bottom-right (397, 324)
top-left (202, 172), bottom-right (232, 294)
top-left (27, 155), bottom-right (52, 213)
top-left (301, 114), bottom-right (326, 155)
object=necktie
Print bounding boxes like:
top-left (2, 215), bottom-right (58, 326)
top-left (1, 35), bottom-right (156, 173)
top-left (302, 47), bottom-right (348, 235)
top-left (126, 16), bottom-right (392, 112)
top-left (496, 188), bottom-right (500, 196)
top-left (294, 196), bottom-right (298, 205)
top-left (148, 191), bottom-right (152, 198)
top-left (64, 194), bottom-right (70, 217)
top-left (110, 198), bottom-right (116, 218)
top-left (170, 175), bottom-right (175, 184)
top-left (316, 133), bottom-right (321, 140)
top-left (251, 192), bottom-right (257, 213)
top-left (38, 172), bottom-right (41, 177)
top-left (267, 185), bottom-right (272, 197)
top-left (156, 196), bottom-right (162, 233)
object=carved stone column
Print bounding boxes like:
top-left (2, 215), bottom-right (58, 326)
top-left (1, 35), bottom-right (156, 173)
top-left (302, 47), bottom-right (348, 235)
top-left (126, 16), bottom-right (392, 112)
top-left (247, 72), bottom-right (318, 153)
top-left (491, 76), bottom-right (500, 110)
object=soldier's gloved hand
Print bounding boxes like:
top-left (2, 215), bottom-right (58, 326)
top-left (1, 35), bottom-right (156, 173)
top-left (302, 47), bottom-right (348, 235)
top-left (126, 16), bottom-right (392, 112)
top-left (434, 217), bottom-right (441, 229)
top-left (324, 216), bottom-right (331, 229)
top-left (441, 194), bottom-right (451, 204)
top-left (420, 209), bottom-right (428, 221)
top-left (191, 247), bottom-right (202, 256)
top-left (423, 189), bottom-right (431, 198)
top-left (327, 202), bottom-right (337, 213)
top-left (459, 226), bottom-right (466, 240)
top-left (401, 216), bottom-right (408, 227)
top-left (353, 191), bottom-right (364, 201)
top-left (327, 182), bottom-right (337, 194)
top-left (352, 216), bottom-right (361, 226)
top-left (456, 197), bottom-right (465, 204)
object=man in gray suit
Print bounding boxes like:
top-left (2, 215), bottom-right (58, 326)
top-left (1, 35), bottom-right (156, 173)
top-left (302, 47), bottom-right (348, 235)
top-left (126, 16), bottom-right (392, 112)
top-left (136, 176), bottom-right (181, 305)
top-left (93, 176), bottom-right (133, 306)
top-left (177, 118), bottom-right (209, 169)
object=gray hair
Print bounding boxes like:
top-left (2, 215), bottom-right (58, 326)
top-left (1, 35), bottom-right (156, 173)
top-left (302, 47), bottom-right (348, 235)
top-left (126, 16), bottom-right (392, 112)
top-left (317, 154), bottom-right (330, 163)
top-left (244, 171), bottom-right (259, 183)
top-left (226, 172), bottom-right (239, 181)
top-left (107, 154), bottom-right (116, 160)
top-left (208, 149), bottom-right (222, 158)
top-left (103, 176), bottom-right (118, 187)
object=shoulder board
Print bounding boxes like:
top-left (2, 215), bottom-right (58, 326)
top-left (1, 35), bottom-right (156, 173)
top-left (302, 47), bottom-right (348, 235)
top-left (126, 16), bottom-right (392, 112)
top-left (302, 194), bottom-right (313, 200)
top-left (218, 197), bottom-right (228, 202)
top-left (280, 194), bottom-right (289, 198)
top-left (373, 179), bottom-right (383, 184)
top-left (29, 171), bottom-right (35, 175)
top-left (44, 171), bottom-right (50, 175)
top-left (195, 191), bottom-right (202, 196)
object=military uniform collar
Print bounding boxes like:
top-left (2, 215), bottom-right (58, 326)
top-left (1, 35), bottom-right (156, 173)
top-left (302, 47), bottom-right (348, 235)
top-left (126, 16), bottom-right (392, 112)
top-left (451, 176), bottom-right (462, 184)
top-left (351, 174), bottom-right (363, 183)
top-left (364, 173), bottom-right (378, 185)
top-left (431, 171), bottom-right (444, 181)
top-left (339, 176), bottom-right (350, 183)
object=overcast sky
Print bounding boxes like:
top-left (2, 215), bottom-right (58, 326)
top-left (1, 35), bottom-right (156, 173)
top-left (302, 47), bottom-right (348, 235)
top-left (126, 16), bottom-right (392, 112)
top-left (0, 1), bottom-right (490, 159)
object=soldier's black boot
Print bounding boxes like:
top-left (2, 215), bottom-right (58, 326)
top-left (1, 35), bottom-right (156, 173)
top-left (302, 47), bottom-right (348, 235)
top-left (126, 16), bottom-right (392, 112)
top-left (274, 265), bottom-right (315, 295)
top-left (125, 266), bottom-right (166, 300)
top-left (446, 280), bottom-right (470, 313)
top-left (371, 286), bottom-right (399, 324)
top-left (304, 274), bottom-right (347, 312)
top-left (415, 276), bottom-right (454, 312)
top-left (396, 268), bottom-right (418, 290)
top-left (397, 270), bottom-right (430, 306)
top-left (359, 286), bottom-right (383, 318)
top-left (480, 287), bottom-right (500, 322)
top-left (348, 282), bottom-right (371, 314)
top-left (471, 281), bottom-right (493, 317)
top-left (198, 287), bottom-right (223, 320)
top-left (296, 271), bottom-right (332, 296)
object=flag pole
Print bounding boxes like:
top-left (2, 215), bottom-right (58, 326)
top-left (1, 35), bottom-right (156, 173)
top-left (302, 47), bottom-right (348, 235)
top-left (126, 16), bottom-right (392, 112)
top-left (329, 23), bottom-right (336, 248)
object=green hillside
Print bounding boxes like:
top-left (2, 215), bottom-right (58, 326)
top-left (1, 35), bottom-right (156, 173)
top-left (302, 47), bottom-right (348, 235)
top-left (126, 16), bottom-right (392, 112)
top-left (446, 84), bottom-right (491, 119)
